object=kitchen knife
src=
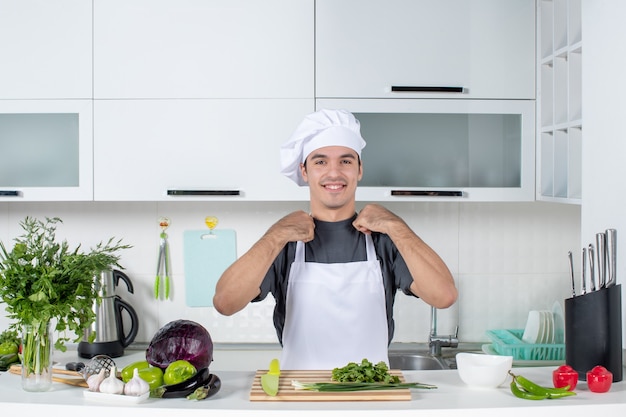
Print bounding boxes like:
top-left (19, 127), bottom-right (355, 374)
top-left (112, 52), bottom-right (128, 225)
top-left (606, 229), bottom-right (617, 287)
top-left (588, 244), bottom-right (596, 292)
top-left (581, 247), bottom-right (587, 295)
top-left (568, 250), bottom-right (575, 297)
top-left (596, 233), bottom-right (607, 289)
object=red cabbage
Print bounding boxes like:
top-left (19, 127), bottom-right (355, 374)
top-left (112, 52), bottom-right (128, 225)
top-left (146, 319), bottom-right (213, 370)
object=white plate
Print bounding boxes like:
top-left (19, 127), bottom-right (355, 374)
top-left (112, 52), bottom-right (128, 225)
top-left (552, 301), bottom-right (565, 344)
top-left (83, 390), bottom-right (150, 404)
top-left (522, 310), bottom-right (542, 344)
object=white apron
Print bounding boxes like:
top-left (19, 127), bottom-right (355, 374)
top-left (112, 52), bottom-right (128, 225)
top-left (280, 234), bottom-right (389, 370)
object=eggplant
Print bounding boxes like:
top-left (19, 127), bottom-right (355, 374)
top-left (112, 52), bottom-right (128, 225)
top-left (151, 367), bottom-right (211, 398)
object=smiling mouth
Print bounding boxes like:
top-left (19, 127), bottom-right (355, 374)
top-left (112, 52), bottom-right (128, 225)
top-left (323, 184), bottom-right (345, 191)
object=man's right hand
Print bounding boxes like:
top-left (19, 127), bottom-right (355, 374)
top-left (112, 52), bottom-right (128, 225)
top-left (268, 210), bottom-right (315, 244)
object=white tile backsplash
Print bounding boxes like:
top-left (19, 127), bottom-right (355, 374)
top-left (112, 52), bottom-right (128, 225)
top-left (0, 200), bottom-right (580, 346)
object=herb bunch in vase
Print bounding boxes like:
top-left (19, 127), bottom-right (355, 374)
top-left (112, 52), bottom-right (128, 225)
top-left (0, 216), bottom-right (130, 391)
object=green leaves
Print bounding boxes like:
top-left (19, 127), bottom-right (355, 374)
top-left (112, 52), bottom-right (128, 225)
top-left (331, 359), bottom-right (400, 383)
top-left (0, 216), bottom-right (131, 351)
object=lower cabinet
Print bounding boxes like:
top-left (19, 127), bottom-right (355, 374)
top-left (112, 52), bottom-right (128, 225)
top-left (93, 99), bottom-right (313, 201)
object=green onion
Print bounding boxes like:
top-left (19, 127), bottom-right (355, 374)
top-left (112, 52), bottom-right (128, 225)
top-left (291, 380), bottom-right (437, 392)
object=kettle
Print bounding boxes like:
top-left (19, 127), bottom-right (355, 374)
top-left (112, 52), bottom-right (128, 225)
top-left (78, 269), bottom-right (139, 358)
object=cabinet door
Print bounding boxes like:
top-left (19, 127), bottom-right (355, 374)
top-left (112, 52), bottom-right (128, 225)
top-left (316, 0), bottom-right (535, 99)
top-left (0, 100), bottom-right (93, 201)
top-left (0, 0), bottom-right (92, 99)
top-left (93, 99), bottom-right (313, 201)
top-left (317, 98), bottom-right (535, 202)
top-left (94, 0), bottom-right (314, 99)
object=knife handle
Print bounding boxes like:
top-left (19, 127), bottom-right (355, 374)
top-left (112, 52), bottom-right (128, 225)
top-left (588, 244), bottom-right (596, 292)
top-left (606, 229), bottom-right (617, 287)
top-left (596, 233), bottom-right (607, 288)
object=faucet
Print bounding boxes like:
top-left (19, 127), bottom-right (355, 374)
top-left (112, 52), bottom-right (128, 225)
top-left (428, 306), bottom-right (459, 356)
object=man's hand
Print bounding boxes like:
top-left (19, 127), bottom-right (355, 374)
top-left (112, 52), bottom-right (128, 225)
top-left (353, 204), bottom-right (400, 235)
top-left (268, 210), bottom-right (315, 244)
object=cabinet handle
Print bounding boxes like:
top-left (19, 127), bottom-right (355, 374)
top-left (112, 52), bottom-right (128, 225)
top-left (391, 190), bottom-right (464, 197)
top-left (391, 86), bottom-right (464, 93)
top-left (0, 190), bottom-right (20, 197)
top-left (167, 189), bottom-right (240, 196)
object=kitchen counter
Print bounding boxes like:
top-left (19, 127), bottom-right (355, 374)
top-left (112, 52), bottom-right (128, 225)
top-left (1, 349), bottom-right (625, 417)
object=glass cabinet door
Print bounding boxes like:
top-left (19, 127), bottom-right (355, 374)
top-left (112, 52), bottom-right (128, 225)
top-left (0, 100), bottom-right (93, 201)
top-left (316, 99), bottom-right (535, 202)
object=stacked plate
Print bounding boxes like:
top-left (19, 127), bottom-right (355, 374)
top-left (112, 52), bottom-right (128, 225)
top-left (521, 309), bottom-right (555, 344)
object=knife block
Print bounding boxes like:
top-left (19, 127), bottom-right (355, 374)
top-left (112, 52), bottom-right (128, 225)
top-left (564, 284), bottom-right (622, 382)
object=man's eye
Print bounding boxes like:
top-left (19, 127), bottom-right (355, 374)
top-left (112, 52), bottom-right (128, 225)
top-left (314, 160), bottom-right (326, 165)
top-left (341, 159), bottom-right (353, 164)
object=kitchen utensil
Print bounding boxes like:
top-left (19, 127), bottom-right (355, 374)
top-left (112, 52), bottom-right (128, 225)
top-left (582, 247), bottom-right (587, 295)
top-left (564, 284), bottom-right (623, 382)
top-left (8, 365), bottom-right (88, 388)
top-left (606, 229), bottom-right (617, 287)
top-left (183, 218), bottom-right (237, 307)
top-left (155, 216), bottom-right (172, 300)
top-left (249, 369), bottom-right (410, 401)
top-left (568, 251), bottom-right (576, 297)
top-left (596, 233), bottom-right (607, 288)
top-left (456, 352), bottom-right (512, 389)
top-left (78, 270), bottom-right (139, 358)
top-left (9, 355), bottom-right (114, 388)
top-left (589, 244), bottom-right (596, 292)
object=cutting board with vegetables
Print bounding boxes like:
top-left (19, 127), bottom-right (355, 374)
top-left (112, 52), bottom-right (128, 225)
top-left (249, 370), bottom-right (411, 401)
top-left (183, 229), bottom-right (236, 307)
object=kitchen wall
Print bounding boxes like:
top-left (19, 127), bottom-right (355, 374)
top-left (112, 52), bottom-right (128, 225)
top-left (0, 200), bottom-right (580, 346)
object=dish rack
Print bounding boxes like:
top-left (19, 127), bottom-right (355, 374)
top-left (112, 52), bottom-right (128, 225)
top-left (486, 329), bottom-right (565, 361)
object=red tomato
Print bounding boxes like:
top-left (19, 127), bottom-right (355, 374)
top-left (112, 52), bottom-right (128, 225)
top-left (553, 364), bottom-right (578, 391)
top-left (586, 365), bottom-right (613, 393)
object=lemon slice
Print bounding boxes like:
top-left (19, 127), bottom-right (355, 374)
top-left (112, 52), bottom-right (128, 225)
top-left (268, 358), bottom-right (281, 376)
top-left (261, 373), bottom-right (279, 396)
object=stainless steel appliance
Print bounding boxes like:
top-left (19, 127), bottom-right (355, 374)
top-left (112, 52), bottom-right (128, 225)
top-left (78, 269), bottom-right (139, 358)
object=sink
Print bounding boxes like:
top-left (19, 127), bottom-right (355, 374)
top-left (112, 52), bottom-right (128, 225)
top-left (388, 352), bottom-right (451, 370)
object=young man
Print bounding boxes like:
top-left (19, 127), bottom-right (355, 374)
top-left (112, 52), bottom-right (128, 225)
top-left (213, 109), bottom-right (457, 369)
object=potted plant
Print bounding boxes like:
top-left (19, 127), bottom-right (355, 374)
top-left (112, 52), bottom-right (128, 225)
top-left (0, 216), bottom-right (130, 391)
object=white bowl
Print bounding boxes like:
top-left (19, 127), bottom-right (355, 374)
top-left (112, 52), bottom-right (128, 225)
top-left (456, 352), bottom-right (513, 388)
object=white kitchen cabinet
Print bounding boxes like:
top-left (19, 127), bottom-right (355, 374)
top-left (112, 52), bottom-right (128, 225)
top-left (93, 99), bottom-right (312, 201)
top-left (316, 0), bottom-right (535, 100)
top-left (318, 99), bottom-right (536, 202)
top-left (0, 0), bottom-right (92, 99)
top-left (537, 0), bottom-right (582, 204)
top-left (93, 0), bottom-right (313, 99)
top-left (0, 100), bottom-right (93, 201)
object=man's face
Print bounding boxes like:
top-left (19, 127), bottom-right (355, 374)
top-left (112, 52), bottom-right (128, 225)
top-left (300, 146), bottom-right (362, 216)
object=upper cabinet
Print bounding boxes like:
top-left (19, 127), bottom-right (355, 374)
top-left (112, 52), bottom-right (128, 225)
top-left (316, 0), bottom-right (536, 100)
top-left (0, 0), bottom-right (92, 99)
top-left (93, 0), bottom-right (314, 99)
top-left (536, 0), bottom-right (582, 204)
top-left (93, 99), bottom-right (311, 201)
top-left (0, 100), bottom-right (94, 201)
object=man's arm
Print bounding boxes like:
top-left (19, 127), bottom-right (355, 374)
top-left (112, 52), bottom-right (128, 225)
top-left (213, 210), bottom-right (315, 316)
top-left (353, 204), bottom-right (457, 309)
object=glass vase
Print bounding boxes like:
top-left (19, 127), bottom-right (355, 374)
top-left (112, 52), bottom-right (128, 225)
top-left (20, 321), bottom-right (53, 392)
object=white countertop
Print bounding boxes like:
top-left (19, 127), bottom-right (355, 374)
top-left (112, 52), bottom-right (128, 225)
top-left (1, 349), bottom-right (625, 417)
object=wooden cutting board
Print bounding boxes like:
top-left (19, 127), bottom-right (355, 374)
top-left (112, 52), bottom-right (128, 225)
top-left (183, 229), bottom-right (236, 307)
top-left (249, 370), bottom-right (411, 402)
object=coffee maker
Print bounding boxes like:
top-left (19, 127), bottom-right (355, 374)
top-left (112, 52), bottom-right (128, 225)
top-left (78, 269), bottom-right (139, 358)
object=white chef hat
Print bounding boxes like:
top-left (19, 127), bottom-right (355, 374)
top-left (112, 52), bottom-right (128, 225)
top-left (280, 108), bottom-right (366, 186)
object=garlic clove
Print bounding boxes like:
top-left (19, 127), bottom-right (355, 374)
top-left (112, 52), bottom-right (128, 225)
top-left (87, 368), bottom-right (107, 392)
top-left (98, 365), bottom-right (125, 395)
top-left (124, 368), bottom-right (151, 397)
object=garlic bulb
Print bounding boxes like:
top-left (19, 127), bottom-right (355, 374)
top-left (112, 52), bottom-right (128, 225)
top-left (87, 368), bottom-right (106, 392)
top-left (124, 368), bottom-right (150, 397)
top-left (98, 366), bottom-right (125, 395)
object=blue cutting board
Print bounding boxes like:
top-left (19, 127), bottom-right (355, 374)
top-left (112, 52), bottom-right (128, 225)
top-left (183, 229), bottom-right (237, 307)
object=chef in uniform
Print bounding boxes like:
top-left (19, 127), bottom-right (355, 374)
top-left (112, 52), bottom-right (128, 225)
top-left (213, 109), bottom-right (457, 370)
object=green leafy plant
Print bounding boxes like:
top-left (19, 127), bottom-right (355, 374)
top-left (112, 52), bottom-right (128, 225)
top-left (0, 216), bottom-right (131, 351)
